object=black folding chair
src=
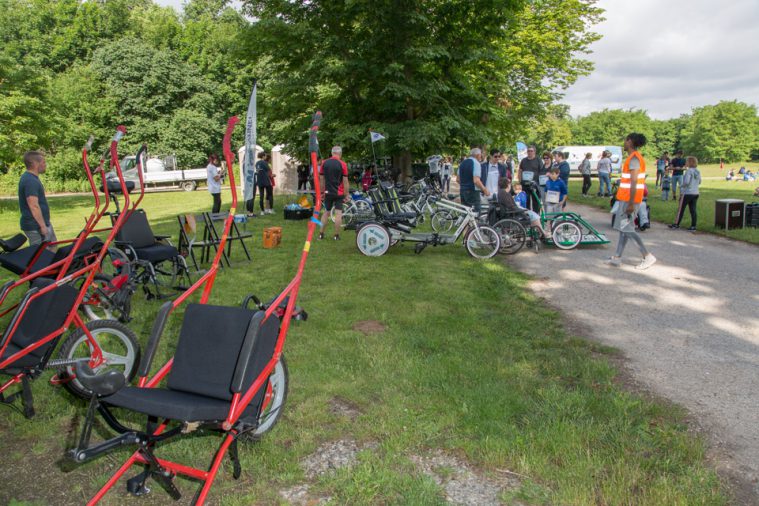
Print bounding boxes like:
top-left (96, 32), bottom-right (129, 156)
top-left (203, 212), bottom-right (252, 265)
top-left (177, 214), bottom-right (219, 272)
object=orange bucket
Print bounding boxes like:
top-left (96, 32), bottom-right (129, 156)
top-left (263, 227), bottom-right (283, 249)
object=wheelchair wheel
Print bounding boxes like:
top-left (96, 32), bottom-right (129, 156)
top-left (240, 355), bottom-right (289, 441)
top-left (492, 219), bottom-right (526, 255)
top-left (464, 225), bottom-right (500, 259)
top-left (551, 220), bottom-right (582, 250)
top-left (57, 319), bottom-right (140, 399)
top-left (356, 222), bottom-right (391, 256)
top-left (431, 210), bottom-right (455, 233)
top-left (153, 257), bottom-right (179, 289)
top-left (81, 274), bottom-right (131, 323)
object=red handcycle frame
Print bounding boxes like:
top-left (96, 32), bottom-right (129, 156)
top-left (85, 112), bottom-right (324, 505)
top-left (0, 127), bottom-right (137, 399)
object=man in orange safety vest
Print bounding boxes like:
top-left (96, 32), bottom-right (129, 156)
top-left (605, 133), bottom-right (657, 270)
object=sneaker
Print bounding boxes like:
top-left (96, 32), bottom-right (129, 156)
top-left (333, 234), bottom-right (340, 241)
top-left (687, 226), bottom-right (697, 231)
top-left (636, 254), bottom-right (657, 270)
top-left (668, 224), bottom-right (679, 229)
top-left (604, 256), bottom-right (621, 267)
top-left (318, 232), bottom-right (324, 240)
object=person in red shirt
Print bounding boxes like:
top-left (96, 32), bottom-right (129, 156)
top-left (319, 145), bottom-right (350, 240)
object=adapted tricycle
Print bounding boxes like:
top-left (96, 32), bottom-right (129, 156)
top-left (491, 181), bottom-right (609, 254)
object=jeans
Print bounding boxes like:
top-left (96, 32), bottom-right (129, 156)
top-left (598, 173), bottom-right (611, 195)
top-left (460, 189), bottom-right (481, 213)
top-left (259, 185), bottom-right (273, 211)
top-left (655, 170), bottom-right (664, 188)
top-left (211, 193), bottom-right (221, 214)
top-left (671, 174), bottom-right (683, 196)
top-left (442, 175), bottom-right (450, 192)
top-left (581, 174), bottom-right (592, 195)
top-left (661, 189), bottom-right (669, 201)
top-left (675, 194), bottom-right (699, 227)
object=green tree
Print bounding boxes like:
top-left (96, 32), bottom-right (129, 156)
top-left (571, 108), bottom-right (655, 157)
top-left (680, 101), bottom-right (759, 163)
top-left (243, 0), bottom-right (601, 171)
top-left (525, 104), bottom-right (574, 153)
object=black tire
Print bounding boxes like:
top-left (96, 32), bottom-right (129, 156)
top-left (356, 222), bottom-right (391, 257)
top-left (464, 225), bottom-right (500, 259)
top-left (551, 220), bottom-right (583, 250)
top-left (182, 181), bottom-right (197, 192)
top-left (492, 219), bottom-right (526, 255)
top-left (239, 356), bottom-right (289, 441)
top-left (57, 319), bottom-right (141, 399)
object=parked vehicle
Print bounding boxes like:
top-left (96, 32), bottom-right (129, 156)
top-left (552, 145), bottom-right (623, 174)
top-left (106, 154), bottom-right (209, 191)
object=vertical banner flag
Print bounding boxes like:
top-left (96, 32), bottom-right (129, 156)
top-left (516, 142), bottom-right (527, 163)
top-left (243, 80), bottom-right (257, 202)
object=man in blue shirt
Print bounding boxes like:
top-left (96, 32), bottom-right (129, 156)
top-left (18, 151), bottom-right (56, 247)
top-left (457, 147), bottom-right (489, 212)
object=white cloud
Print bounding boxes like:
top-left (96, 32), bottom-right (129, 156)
top-left (561, 0), bottom-right (759, 119)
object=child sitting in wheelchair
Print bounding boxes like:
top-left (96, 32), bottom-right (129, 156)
top-left (495, 178), bottom-right (547, 237)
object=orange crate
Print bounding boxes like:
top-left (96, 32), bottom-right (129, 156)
top-left (263, 227), bottom-right (283, 249)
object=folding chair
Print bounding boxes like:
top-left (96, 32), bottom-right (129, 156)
top-left (203, 212), bottom-right (252, 264)
top-left (177, 214), bottom-right (217, 271)
top-left (115, 209), bottom-right (190, 298)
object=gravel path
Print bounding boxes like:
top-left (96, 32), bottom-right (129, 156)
top-left (505, 202), bottom-right (759, 500)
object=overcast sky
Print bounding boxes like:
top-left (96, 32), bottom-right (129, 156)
top-left (157, 0), bottom-right (759, 120)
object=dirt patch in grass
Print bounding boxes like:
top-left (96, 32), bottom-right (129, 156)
top-left (352, 320), bottom-right (387, 335)
top-left (328, 397), bottom-right (361, 421)
top-left (410, 450), bottom-right (522, 505)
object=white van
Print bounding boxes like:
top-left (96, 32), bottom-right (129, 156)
top-left (552, 146), bottom-right (623, 174)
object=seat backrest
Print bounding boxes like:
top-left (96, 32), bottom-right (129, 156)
top-left (368, 188), bottom-right (389, 216)
top-left (1, 278), bottom-right (79, 358)
top-left (117, 209), bottom-right (156, 248)
top-left (51, 236), bottom-right (103, 265)
top-left (168, 304), bottom-right (280, 401)
top-left (381, 186), bottom-right (404, 214)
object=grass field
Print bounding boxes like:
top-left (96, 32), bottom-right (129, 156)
top-left (0, 190), bottom-right (729, 504)
top-left (568, 163), bottom-right (759, 245)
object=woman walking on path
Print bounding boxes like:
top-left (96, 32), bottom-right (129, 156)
top-left (669, 156), bottom-right (701, 231)
top-left (605, 133), bottom-right (656, 270)
top-left (580, 152), bottom-right (592, 197)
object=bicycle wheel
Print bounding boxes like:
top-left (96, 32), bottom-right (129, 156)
top-left (341, 201), bottom-right (357, 226)
top-left (239, 356), bottom-right (289, 441)
top-left (57, 319), bottom-right (140, 399)
top-left (431, 210), bottom-right (455, 233)
top-left (356, 222), bottom-right (391, 256)
top-left (81, 275), bottom-right (123, 322)
top-left (492, 219), bottom-right (526, 255)
top-left (464, 225), bottom-right (500, 259)
top-left (551, 220), bottom-right (582, 250)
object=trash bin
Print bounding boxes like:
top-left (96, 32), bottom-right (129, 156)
top-left (714, 199), bottom-right (744, 229)
top-left (746, 202), bottom-right (759, 228)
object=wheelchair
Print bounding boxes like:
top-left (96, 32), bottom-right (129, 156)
top-left (487, 202), bottom-right (542, 255)
top-left (67, 113), bottom-right (322, 505)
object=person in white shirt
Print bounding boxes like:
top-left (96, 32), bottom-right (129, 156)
top-left (206, 154), bottom-right (222, 213)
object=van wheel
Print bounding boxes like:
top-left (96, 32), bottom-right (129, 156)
top-left (181, 181), bottom-right (197, 192)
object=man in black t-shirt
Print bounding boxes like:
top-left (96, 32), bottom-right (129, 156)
top-left (669, 150), bottom-right (686, 201)
top-left (517, 145), bottom-right (542, 211)
top-left (319, 145), bottom-right (350, 240)
top-left (18, 151), bottom-right (57, 248)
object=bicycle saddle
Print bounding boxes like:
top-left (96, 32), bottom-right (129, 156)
top-left (73, 360), bottom-right (126, 397)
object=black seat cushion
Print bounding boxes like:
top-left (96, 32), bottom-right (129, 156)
top-left (51, 236), bottom-right (103, 264)
top-left (0, 278), bottom-right (79, 369)
top-left (0, 245), bottom-right (54, 275)
top-left (117, 210), bottom-right (156, 249)
top-left (104, 303), bottom-right (280, 422)
top-left (104, 180), bottom-right (136, 195)
top-left (134, 244), bottom-right (179, 263)
top-left (0, 234), bottom-right (26, 253)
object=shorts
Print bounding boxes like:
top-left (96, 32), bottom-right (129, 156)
top-left (613, 203), bottom-right (639, 232)
top-left (544, 202), bottom-right (562, 215)
top-left (525, 210), bottom-right (540, 222)
top-left (324, 194), bottom-right (345, 212)
top-left (23, 224), bottom-right (57, 248)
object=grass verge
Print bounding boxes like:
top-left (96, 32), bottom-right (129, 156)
top-left (0, 190), bottom-right (728, 504)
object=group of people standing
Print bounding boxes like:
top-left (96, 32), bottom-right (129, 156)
top-left (206, 151), bottom-right (275, 215)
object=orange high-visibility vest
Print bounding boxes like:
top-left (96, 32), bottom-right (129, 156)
top-left (617, 151), bottom-right (646, 204)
